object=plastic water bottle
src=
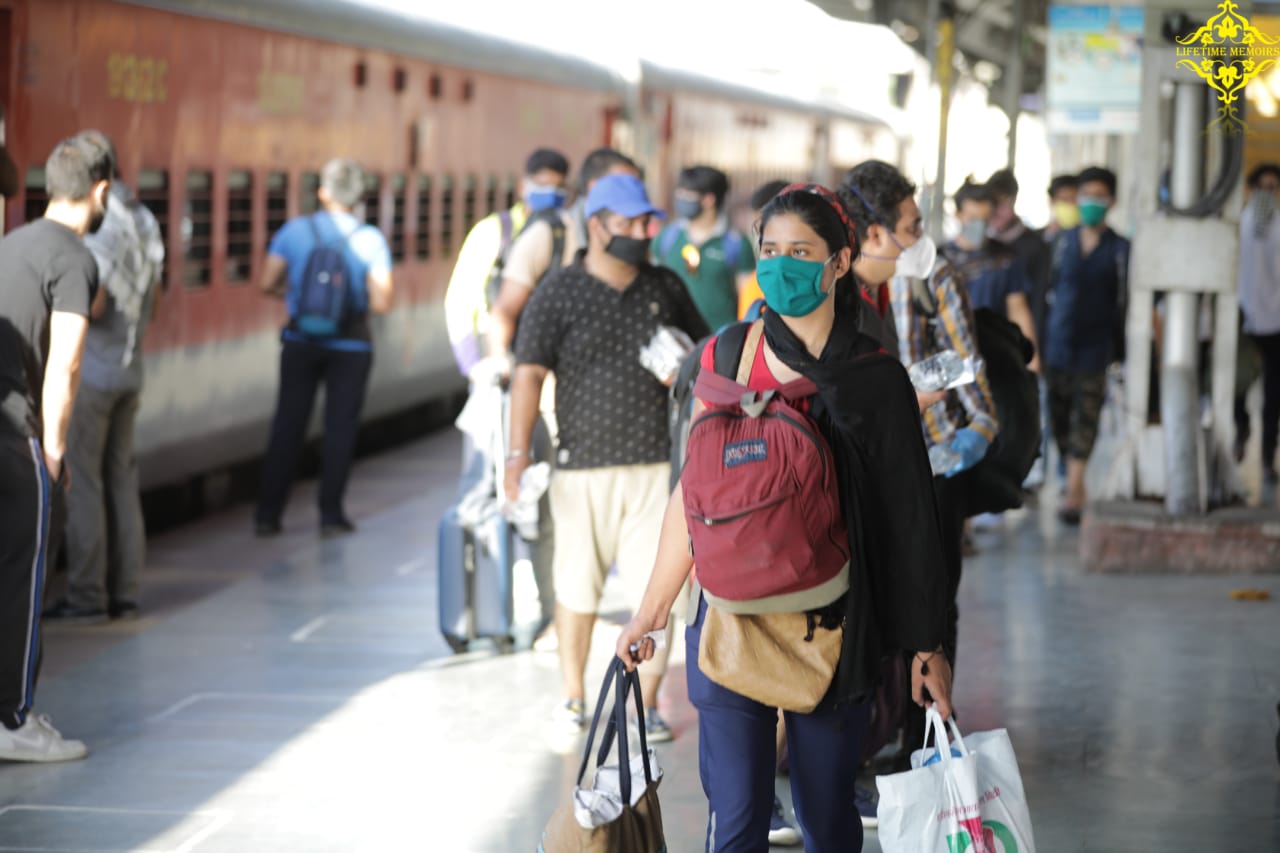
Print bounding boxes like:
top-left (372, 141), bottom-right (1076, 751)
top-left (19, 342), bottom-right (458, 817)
top-left (908, 350), bottom-right (966, 391)
top-left (928, 443), bottom-right (962, 476)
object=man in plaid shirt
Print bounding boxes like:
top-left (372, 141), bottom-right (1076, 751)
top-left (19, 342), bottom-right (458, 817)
top-left (839, 162), bottom-right (998, 762)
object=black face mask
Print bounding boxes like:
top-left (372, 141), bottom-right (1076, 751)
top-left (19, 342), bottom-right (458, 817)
top-left (604, 235), bottom-right (651, 267)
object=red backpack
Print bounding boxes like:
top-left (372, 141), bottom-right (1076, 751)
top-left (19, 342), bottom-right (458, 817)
top-left (681, 320), bottom-right (850, 612)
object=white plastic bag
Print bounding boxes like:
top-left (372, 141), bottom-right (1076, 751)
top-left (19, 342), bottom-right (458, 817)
top-left (877, 709), bottom-right (1036, 853)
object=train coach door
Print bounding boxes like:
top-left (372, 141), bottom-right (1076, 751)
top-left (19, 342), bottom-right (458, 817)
top-left (0, 4), bottom-right (10, 234)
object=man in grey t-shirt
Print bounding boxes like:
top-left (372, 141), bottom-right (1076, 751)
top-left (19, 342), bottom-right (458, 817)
top-left (0, 133), bottom-right (109, 763)
top-left (47, 131), bottom-right (163, 623)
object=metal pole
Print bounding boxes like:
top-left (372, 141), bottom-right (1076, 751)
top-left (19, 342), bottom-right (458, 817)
top-left (1004, 1), bottom-right (1024, 168)
top-left (1162, 82), bottom-right (1207, 515)
top-left (931, 8), bottom-right (954, 243)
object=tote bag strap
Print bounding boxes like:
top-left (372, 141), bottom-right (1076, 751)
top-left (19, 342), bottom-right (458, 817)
top-left (576, 659), bottom-right (656, 804)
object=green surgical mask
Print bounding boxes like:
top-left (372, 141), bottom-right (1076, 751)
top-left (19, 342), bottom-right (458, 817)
top-left (1078, 197), bottom-right (1107, 227)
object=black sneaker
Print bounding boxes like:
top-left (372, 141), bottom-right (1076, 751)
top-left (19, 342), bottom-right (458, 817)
top-left (41, 600), bottom-right (108, 624)
top-left (320, 518), bottom-right (356, 538)
top-left (109, 601), bottom-right (140, 621)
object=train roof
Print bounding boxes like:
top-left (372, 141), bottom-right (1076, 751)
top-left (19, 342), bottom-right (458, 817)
top-left (121, 0), bottom-right (628, 93)
top-left (639, 62), bottom-right (891, 130)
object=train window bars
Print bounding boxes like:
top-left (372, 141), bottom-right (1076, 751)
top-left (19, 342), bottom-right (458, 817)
top-left (440, 174), bottom-right (455, 257)
top-left (300, 172), bottom-right (320, 216)
top-left (504, 175), bottom-right (518, 211)
top-left (484, 175), bottom-right (498, 217)
top-left (225, 170), bottom-right (253, 284)
top-left (266, 171), bottom-right (288, 238)
top-left (463, 173), bottom-right (478, 234)
top-left (137, 169), bottom-right (170, 289)
top-left (182, 170), bottom-right (213, 289)
top-left (415, 175), bottom-right (432, 260)
top-left (22, 166), bottom-right (47, 227)
top-left (391, 174), bottom-right (406, 263)
top-left (364, 172), bottom-right (383, 235)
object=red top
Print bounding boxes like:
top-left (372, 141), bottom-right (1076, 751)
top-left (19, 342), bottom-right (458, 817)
top-left (700, 333), bottom-right (812, 412)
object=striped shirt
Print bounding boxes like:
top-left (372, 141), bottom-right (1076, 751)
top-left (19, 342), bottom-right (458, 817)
top-left (889, 259), bottom-right (999, 447)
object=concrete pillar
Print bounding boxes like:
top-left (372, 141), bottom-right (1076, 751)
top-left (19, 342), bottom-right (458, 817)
top-left (1162, 82), bottom-right (1207, 514)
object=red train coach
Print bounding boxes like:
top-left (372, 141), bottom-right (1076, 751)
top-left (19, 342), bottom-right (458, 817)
top-left (0, 0), bottom-right (901, 493)
top-left (2, 0), bottom-right (624, 488)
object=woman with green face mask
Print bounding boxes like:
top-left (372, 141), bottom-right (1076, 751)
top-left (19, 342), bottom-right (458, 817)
top-left (617, 185), bottom-right (955, 852)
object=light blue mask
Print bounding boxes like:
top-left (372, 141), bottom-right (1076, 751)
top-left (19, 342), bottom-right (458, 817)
top-left (525, 188), bottom-right (566, 212)
top-left (756, 254), bottom-right (833, 317)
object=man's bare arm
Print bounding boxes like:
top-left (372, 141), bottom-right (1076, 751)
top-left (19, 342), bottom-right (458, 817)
top-left (41, 311), bottom-right (90, 478)
top-left (366, 269), bottom-right (394, 314)
top-left (488, 278), bottom-right (534, 358)
top-left (259, 254), bottom-right (288, 297)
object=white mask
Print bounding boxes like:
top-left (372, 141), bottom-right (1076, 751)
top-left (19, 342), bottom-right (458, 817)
top-left (894, 234), bottom-right (938, 279)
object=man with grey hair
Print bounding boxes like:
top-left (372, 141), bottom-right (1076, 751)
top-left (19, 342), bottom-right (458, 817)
top-left (254, 158), bottom-right (393, 537)
top-left (43, 131), bottom-right (164, 624)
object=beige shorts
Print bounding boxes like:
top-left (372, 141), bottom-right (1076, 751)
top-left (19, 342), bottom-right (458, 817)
top-left (550, 463), bottom-right (670, 616)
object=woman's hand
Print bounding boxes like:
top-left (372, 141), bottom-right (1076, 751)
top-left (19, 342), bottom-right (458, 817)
top-left (615, 614), bottom-right (667, 673)
top-left (911, 647), bottom-right (954, 721)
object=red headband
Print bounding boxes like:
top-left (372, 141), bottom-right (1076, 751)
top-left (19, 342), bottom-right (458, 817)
top-left (778, 182), bottom-right (859, 254)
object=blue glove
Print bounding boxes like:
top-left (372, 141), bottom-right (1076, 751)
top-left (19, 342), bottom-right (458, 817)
top-left (946, 428), bottom-right (990, 478)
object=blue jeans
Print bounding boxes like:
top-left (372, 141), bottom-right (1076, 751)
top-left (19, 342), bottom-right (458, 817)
top-left (686, 595), bottom-right (870, 852)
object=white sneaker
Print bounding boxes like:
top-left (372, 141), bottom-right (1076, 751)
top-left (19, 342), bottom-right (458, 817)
top-left (0, 714), bottom-right (88, 763)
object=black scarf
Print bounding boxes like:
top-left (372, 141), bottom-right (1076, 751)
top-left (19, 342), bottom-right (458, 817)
top-left (764, 289), bottom-right (948, 704)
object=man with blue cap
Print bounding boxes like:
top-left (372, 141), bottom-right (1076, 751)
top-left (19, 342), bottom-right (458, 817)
top-left (505, 173), bottom-right (709, 742)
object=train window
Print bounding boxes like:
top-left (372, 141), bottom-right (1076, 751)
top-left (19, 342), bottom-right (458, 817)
top-left (266, 171), bottom-right (288, 237)
top-left (23, 166), bottom-right (47, 226)
top-left (428, 73), bottom-right (443, 99)
top-left (462, 174), bottom-right (478, 234)
top-left (354, 61), bottom-right (367, 88)
top-left (484, 175), bottom-right (498, 216)
top-left (462, 78), bottom-right (474, 102)
top-left (390, 174), bottom-right (406, 263)
top-left (300, 171), bottom-right (320, 215)
top-left (137, 169), bottom-right (170, 289)
top-left (182, 170), bottom-right (213, 289)
top-left (393, 67), bottom-right (407, 93)
top-left (225, 169), bottom-right (253, 284)
top-left (503, 175), bottom-right (517, 210)
top-left (440, 174), bottom-right (455, 256)
top-left (364, 173), bottom-right (382, 233)
top-left (415, 175), bottom-right (431, 260)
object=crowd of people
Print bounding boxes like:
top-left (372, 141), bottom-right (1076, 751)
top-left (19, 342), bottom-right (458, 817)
top-left (14, 123), bottom-right (1268, 852)
top-left (437, 145), bottom-right (1140, 849)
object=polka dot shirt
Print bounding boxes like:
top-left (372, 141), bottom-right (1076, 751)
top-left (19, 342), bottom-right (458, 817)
top-left (514, 253), bottom-right (710, 469)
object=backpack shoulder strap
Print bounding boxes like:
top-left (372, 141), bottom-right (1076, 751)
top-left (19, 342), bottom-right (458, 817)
top-left (496, 209), bottom-right (514, 256)
top-left (547, 213), bottom-right (567, 269)
top-left (722, 230), bottom-right (744, 271)
top-left (736, 319), bottom-right (764, 384)
top-left (658, 224), bottom-right (683, 259)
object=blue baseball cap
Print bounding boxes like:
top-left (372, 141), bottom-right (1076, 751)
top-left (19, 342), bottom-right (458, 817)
top-left (584, 173), bottom-right (666, 220)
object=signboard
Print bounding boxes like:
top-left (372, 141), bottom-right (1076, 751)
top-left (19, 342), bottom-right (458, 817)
top-left (1047, 5), bottom-right (1144, 134)
top-left (1176, 0), bottom-right (1280, 133)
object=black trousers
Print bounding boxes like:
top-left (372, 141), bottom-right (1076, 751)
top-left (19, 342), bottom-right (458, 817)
top-left (0, 435), bottom-right (50, 730)
top-left (1254, 333), bottom-right (1280, 466)
top-left (256, 339), bottom-right (373, 526)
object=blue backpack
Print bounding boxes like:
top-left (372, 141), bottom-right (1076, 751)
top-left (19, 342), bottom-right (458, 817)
top-left (295, 215), bottom-right (361, 338)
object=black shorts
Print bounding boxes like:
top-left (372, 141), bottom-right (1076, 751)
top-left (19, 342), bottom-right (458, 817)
top-left (1046, 367), bottom-right (1107, 461)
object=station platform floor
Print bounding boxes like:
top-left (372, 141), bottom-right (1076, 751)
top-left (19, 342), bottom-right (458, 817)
top-left (2, 426), bottom-right (1278, 852)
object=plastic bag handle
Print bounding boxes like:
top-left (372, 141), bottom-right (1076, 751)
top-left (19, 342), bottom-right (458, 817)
top-left (921, 707), bottom-right (969, 764)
